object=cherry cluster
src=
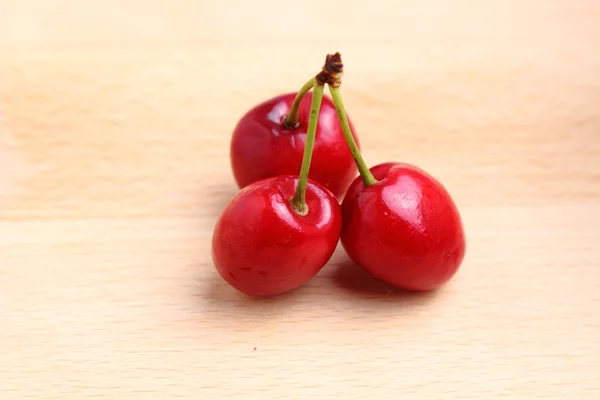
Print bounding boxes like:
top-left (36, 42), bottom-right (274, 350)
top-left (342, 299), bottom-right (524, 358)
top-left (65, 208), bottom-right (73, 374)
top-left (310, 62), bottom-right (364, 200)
top-left (212, 53), bottom-right (466, 297)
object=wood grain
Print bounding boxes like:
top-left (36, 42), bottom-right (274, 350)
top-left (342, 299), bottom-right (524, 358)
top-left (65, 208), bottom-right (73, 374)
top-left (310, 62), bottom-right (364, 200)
top-left (1, 1), bottom-right (599, 399)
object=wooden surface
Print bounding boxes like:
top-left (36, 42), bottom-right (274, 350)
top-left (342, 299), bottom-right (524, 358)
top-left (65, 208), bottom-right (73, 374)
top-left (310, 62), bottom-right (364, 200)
top-left (1, 1), bottom-right (599, 398)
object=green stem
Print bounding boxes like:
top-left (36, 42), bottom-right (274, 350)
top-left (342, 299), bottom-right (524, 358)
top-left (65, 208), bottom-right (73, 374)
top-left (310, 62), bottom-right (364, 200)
top-left (290, 79), bottom-right (323, 215)
top-left (328, 86), bottom-right (377, 187)
top-left (282, 78), bottom-right (315, 128)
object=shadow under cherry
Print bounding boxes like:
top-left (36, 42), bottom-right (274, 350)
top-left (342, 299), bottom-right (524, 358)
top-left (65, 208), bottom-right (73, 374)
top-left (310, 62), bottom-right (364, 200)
top-left (329, 258), bottom-right (441, 306)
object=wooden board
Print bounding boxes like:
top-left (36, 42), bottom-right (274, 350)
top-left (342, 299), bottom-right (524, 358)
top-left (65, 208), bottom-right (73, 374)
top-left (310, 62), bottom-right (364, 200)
top-left (1, 1), bottom-right (599, 398)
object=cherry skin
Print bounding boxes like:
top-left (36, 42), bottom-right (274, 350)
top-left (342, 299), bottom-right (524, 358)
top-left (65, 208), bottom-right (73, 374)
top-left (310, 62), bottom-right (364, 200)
top-left (212, 175), bottom-right (342, 297)
top-left (340, 162), bottom-right (466, 291)
top-left (230, 92), bottom-right (360, 200)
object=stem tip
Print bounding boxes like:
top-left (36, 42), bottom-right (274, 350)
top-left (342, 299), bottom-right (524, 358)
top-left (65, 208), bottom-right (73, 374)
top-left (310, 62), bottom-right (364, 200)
top-left (316, 52), bottom-right (344, 88)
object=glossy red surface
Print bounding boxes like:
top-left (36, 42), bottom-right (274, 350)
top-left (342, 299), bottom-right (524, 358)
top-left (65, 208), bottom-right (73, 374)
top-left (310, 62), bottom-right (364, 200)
top-left (341, 162), bottom-right (466, 291)
top-left (230, 92), bottom-right (359, 199)
top-left (212, 176), bottom-right (342, 296)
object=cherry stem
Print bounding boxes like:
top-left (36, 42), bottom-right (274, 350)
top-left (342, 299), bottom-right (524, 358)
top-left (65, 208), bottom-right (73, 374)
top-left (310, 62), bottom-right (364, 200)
top-left (329, 85), bottom-right (377, 187)
top-left (290, 79), bottom-right (323, 215)
top-left (282, 78), bottom-right (315, 128)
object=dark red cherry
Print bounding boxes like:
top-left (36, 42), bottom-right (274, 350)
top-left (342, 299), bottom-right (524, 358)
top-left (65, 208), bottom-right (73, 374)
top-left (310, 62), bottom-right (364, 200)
top-left (341, 162), bottom-right (466, 291)
top-left (230, 91), bottom-right (359, 199)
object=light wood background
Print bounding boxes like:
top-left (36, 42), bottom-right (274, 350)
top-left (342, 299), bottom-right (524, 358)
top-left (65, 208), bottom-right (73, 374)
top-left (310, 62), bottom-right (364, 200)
top-left (1, 1), bottom-right (599, 399)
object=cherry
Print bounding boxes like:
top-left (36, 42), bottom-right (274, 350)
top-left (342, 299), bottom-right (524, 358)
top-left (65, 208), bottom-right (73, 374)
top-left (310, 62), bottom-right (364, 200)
top-left (230, 73), bottom-right (360, 200)
top-left (326, 54), bottom-right (466, 292)
top-left (212, 66), bottom-right (342, 296)
top-left (341, 162), bottom-right (466, 291)
top-left (211, 175), bottom-right (341, 296)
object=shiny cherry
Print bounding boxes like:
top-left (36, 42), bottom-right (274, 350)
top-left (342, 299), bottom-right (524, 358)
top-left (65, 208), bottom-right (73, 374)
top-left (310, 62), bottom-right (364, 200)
top-left (212, 77), bottom-right (341, 296)
top-left (211, 175), bottom-right (341, 296)
top-left (340, 162), bottom-right (466, 291)
top-left (230, 84), bottom-right (360, 199)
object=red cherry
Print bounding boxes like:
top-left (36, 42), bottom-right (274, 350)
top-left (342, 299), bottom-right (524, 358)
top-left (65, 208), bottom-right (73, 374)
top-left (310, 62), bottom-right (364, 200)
top-left (230, 91), bottom-right (360, 199)
top-left (340, 162), bottom-right (466, 291)
top-left (212, 175), bottom-right (341, 296)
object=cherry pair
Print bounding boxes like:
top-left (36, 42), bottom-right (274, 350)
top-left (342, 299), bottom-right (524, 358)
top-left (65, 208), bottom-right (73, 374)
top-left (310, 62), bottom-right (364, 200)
top-left (212, 53), bottom-right (466, 297)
